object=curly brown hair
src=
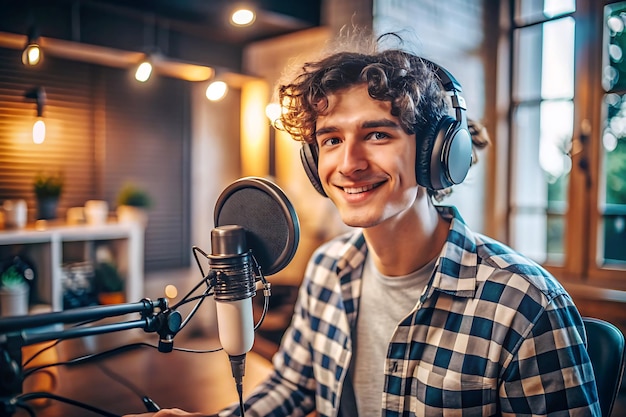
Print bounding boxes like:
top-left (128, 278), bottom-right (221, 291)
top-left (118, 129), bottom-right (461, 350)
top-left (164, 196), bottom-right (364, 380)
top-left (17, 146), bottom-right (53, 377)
top-left (278, 49), bottom-right (448, 145)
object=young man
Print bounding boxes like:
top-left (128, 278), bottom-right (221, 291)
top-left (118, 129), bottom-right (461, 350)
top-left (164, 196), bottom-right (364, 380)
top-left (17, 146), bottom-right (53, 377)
top-left (127, 38), bottom-right (600, 416)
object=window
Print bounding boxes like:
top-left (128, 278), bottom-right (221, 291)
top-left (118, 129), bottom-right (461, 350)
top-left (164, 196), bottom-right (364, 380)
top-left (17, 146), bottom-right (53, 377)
top-left (509, 0), bottom-right (626, 286)
top-left (601, 2), bottom-right (626, 267)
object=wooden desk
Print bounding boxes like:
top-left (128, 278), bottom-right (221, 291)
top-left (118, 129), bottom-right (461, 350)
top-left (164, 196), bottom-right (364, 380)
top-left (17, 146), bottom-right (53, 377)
top-left (10, 335), bottom-right (274, 417)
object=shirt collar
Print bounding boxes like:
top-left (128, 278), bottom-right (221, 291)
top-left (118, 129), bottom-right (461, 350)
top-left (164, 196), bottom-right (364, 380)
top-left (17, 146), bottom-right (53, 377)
top-left (335, 205), bottom-right (479, 298)
top-left (430, 205), bottom-right (479, 297)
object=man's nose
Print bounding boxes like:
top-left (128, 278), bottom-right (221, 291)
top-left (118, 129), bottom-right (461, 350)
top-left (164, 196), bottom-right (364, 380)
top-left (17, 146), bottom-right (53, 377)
top-left (338, 140), bottom-right (368, 175)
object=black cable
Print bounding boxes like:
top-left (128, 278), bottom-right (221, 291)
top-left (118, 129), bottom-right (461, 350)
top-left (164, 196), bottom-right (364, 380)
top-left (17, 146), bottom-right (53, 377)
top-left (22, 338), bottom-right (61, 367)
top-left (23, 342), bottom-right (154, 378)
top-left (175, 286), bottom-right (212, 331)
top-left (24, 342), bottom-right (223, 377)
top-left (237, 382), bottom-right (245, 416)
top-left (164, 248), bottom-right (216, 334)
top-left (96, 362), bottom-right (145, 398)
top-left (23, 339), bottom-right (224, 381)
top-left (192, 246), bottom-right (210, 278)
top-left (96, 362), bottom-right (161, 412)
top-left (21, 340), bottom-right (222, 416)
top-left (171, 273), bottom-right (214, 310)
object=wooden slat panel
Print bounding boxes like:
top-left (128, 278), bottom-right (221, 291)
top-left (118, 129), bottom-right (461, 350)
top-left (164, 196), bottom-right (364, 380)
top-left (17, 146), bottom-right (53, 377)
top-left (99, 67), bottom-right (190, 272)
top-left (0, 47), bottom-right (191, 272)
top-left (0, 47), bottom-right (96, 218)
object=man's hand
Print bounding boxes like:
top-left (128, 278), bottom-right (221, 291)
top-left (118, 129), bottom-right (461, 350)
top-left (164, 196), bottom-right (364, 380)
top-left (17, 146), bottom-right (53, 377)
top-left (123, 408), bottom-right (217, 417)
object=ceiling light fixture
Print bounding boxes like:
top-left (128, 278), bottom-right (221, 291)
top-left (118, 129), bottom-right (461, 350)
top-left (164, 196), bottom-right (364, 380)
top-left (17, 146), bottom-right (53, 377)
top-left (206, 80), bottom-right (228, 101)
top-left (135, 56), bottom-right (153, 82)
top-left (24, 87), bottom-right (46, 144)
top-left (22, 27), bottom-right (42, 66)
top-left (231, 7), bottom-right (256, 26)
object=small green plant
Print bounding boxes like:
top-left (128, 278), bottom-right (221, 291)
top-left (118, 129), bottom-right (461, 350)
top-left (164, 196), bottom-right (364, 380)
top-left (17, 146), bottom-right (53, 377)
top-left (33, 171), bottom-right (64, 199)
top-left (116, 183), bottom-right (152, 208)
top-left (0, 265), bottom-right (26, 288)
top-left (93, 262), bottom-right (124, 293)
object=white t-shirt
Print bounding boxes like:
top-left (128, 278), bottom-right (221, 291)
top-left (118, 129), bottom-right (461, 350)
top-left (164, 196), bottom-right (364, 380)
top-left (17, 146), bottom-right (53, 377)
top-left (351, 254), bottom-right (436, 416)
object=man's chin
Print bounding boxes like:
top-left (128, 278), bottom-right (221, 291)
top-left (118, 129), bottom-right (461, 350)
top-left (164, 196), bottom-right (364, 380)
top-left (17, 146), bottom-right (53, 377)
top-left (338, 213), bottom-right (378, 229)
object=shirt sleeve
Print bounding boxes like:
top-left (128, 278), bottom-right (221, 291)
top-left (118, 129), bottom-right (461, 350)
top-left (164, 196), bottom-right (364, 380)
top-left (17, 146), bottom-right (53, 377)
top-left (498, 294), bottom-right (601, 416)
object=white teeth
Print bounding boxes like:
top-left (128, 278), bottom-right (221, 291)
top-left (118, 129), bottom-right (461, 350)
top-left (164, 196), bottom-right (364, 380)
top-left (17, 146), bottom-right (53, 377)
top-left (343, 184), bottom-right (376, 194)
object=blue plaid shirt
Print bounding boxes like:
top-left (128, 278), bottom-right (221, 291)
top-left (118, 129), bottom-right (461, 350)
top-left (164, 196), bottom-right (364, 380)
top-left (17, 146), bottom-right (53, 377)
top-left (223, 206), bottom-right (600, 416)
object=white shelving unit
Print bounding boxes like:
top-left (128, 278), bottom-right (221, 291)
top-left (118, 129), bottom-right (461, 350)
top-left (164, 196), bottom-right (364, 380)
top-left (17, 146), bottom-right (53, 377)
top-left (0, 223), bottom-right (144, 312)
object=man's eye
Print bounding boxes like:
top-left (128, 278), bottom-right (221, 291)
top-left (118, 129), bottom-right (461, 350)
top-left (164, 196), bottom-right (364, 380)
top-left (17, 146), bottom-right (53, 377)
top-left (369, 132), bottom-right (389, 140)
top-left (321, 137), bottom-right (341, 146)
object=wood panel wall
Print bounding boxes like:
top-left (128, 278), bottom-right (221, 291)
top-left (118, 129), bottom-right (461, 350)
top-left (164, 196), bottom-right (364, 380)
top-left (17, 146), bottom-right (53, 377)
top-left (0, 47), bottom-right (191, 271)
top-left (0, 48), bottom-right (97, 212)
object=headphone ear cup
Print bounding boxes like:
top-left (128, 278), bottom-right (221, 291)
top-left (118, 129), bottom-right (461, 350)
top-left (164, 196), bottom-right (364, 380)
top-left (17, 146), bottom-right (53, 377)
top-left (417, 115), bottom-right (471, 191)
top-left (441, 120), bottom-right (472, 188)
top-left (300, 143), bottom-right (327, 197)
top-left (415, 118), bottom-right (441, 190)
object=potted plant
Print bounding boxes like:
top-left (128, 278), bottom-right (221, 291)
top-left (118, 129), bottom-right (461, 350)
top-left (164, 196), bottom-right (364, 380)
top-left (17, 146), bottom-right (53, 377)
top-left (33, 171), bottom-right (64, 220)
top-left (116, 182), bottom-right (152, 226)
top-left (93, 261), bottom-right (125, 305)
top-left (0, 264), bottom-right (29, 316)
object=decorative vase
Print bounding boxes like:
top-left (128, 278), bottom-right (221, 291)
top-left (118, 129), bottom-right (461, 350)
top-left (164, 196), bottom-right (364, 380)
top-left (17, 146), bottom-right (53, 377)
top-left (36, 197), bottom-right (59, 220)
top-left (84, 200), bottom-right (109, 225)
top-left (116, 205), bottom-right (148, 227)
top-left (0, 282), bottom-right (29, 317)
top-left (2, 199), bottom-right (28, 229)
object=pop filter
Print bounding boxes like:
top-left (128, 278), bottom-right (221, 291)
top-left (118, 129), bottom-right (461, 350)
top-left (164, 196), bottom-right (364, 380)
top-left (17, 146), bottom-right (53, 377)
top-left (213, 177), bottom-right (300, 276)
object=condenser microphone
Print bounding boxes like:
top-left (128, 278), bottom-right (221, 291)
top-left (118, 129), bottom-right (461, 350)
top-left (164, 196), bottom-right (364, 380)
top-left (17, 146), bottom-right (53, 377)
top-left (208, 225), bottom-right (256, 357)
top-left (208, 177), bottom-right (300, 401)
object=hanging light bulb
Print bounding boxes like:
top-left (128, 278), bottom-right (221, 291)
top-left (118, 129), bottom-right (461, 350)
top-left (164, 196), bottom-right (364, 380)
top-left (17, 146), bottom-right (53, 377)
top-left (206, 80), bottom-right (228, 101)
top-left (22, 27), bottom-right (43, 66)
top-left (32, 118), bottom-right (46, 144)
top-left (23, 43), bottom-right (41, 66)
top-left (135, 59), bottom-right (153, 82)
top-left (25, 87), bottom-right (46, 144)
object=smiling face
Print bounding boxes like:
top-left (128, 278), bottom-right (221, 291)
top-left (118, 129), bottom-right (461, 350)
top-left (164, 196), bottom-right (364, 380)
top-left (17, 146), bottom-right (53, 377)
top-left (315, 84), bottom-right (419, 229)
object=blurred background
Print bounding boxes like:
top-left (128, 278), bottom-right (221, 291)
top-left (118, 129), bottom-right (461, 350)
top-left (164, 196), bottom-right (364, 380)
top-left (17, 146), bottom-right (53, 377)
top-left (0, 0), bottom-right (625, 408)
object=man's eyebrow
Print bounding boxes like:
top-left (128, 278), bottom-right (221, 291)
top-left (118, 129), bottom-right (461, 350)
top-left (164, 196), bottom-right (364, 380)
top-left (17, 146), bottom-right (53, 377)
top-left (315, 126), bottom-right (339, 137)
top-left (315, 119), bottom-right (400, 137)
top-left (361, 119), bottom-right (401, 129)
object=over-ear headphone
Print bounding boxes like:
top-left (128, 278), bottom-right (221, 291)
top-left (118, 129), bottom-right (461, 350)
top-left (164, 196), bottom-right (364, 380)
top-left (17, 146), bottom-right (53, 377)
top-left (299, 59), bottom-right (473, 197)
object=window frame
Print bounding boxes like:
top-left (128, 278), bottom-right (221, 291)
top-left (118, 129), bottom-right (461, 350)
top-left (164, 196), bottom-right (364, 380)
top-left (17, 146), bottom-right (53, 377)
top-left (502, 0), bottom-right (626, 290)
